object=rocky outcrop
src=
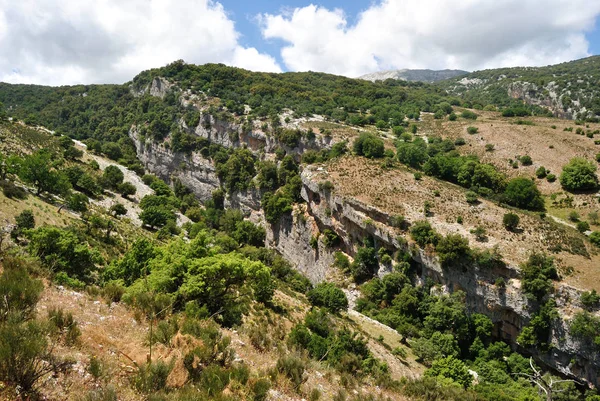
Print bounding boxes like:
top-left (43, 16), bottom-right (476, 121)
top-left (295, 165), bottom-right (600, 387)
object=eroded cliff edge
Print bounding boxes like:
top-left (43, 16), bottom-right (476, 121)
top-left (129, 93), bottom-right (600, 386)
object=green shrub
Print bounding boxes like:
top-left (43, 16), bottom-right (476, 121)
top-left (465, 191), bottom-right (478, 204)
top-left (520, 253), bottom-right (558, 301)
top-left (27, 226), bottom-right (100, 281)
top-left (569, 311), bottom-right (600, 347)
top-left (590, 231), bottom-right (600, 247)
top-left (410, 220), bottom-right (440, 247)
top-left (503, 178), bottom-right (544, 211)
top-left (199, 364), bottom-right (231, 396)
top-left (307, 283), bottom-right (348, 313)
top-left (519, 155), bottom-right (533, 166)
top-left (466, 126), bottom-right (478, 135)
top-left (535, 166), bottom-right (547, 178)
top-left (134, 360), bottom-right (173, 393)
top-left (502, 213), bottom-right (520, 231)
top-left (577, 221), bottom-right (590, 233)
top-left (276, 355), bottom-right (305, 389)
top-left (353, 133), bottom-right (385, 159)
top-left (252, 378), bottom-right (271, 401)
top-left (560, 157), bottom-right (599, 191)
top-left (581, 290), bottom-right (600, 309)
top-left (0, 265), bottom-right (43, 322)
top-left (461, 111), bottom-right (478, 120)
top-left (350, 245), bottom-right (378, 282)
top-left (436, 234), bottom-right (471, 268)
top-left (1, 180), bottom-right (28, 199)
top-left (0, 318), bottom-right (55, 393)
top-left (425, 356), bottom-right (472, 388)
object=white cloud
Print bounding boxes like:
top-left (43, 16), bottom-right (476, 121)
top-left (0, 0), bottom-right (281, 85)
top-left (260, 0), bottom-right (600, 76)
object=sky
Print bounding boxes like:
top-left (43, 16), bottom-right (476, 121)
top-left (0, 0), bottom-right (599, 85)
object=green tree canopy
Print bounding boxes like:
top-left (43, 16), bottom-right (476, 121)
top-left (559, 157), bottom-right (599, 192)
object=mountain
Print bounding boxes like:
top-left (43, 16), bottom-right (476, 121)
top-left (1, 60), bottom-right (600, 399)
top-left (359, 68), bottom-right (469, 83)
top-left (437, 55), bottom-right (600, 120)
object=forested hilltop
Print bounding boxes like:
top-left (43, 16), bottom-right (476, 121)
top-left (437, 56), bottom-right (600, 121)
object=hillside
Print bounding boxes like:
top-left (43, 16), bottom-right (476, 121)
top-left (437, 56), bottom-right (600, 121)
top-left (359, 69), bottom-right (469, 83)
top-left (1, 61), bottom-right (600, 400)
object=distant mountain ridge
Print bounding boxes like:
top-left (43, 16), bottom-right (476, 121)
top-left (359, 68), bottom-right (469, 83)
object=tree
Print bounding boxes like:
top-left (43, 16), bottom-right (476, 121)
top-left (19, 150), bottom-right (70, 196)
top-left (15, 210), bottom-right (35, 231)
top-left (350, 245), bottom-right (379, 282)
top-left (262, 191), bottom-right (293, 224)
top-left (306, 283), bottom-right (348, 313)
top-left (66, 192), bottom-right (89, 213)
top-left (436, 234), bottom-right (471, 268)
top-left (520, 253), bottom-right (557, 301)
top-left (590, 231), bottom-right (600, 247)
top-left (27, 226), bottom-right (99, 281)
top-left (425, 356), bottom-right (472, 388)
top-left (110, 203), bottom-right (128, 217)
top-left (559, 158), bottom-right (599, 192)
top-left (117, 182), bottom-right (137, 197)
top-left (103, 165), bottom-right (124, 189)
top-left (410, 220), bottom-right (440, 247)
top-left (503, 213), bottom-right (520, 231)
top-left (503, 178), bottom-right (544, 211)
top-left (140, 206), bottom-right (175, 229)
top-left (353, 133), bottom-right (385, 159)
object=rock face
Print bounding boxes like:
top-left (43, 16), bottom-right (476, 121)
top-left (130, 77), bottom-right (600, 387)
top-left (297, 165), bottom-right (600, 387)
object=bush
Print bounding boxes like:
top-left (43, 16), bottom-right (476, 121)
top-left (577, 221), bottom-right (590, 233)
top-left (134, 360), bottom-right (173, 393)
top-left (502, 213), bottom-right (520, 231)
top-left (466, 126), bottom-right (478, 135)
top-left (560, 158), bottom-right (599, 191)
top-left (1, 180), bottom-right (28, 199)
top-left (503, 178), bottom-right (544, 211)
top-left (109, 203), bottom-right (127, 217)
top-left (425, 356), bottom-right (472, 388)
top-left (436, 234), bottom-right (471, 268)
top-left (520, 253), bottom-right (558, 301)
top-left (0, 319), bottom-right (55, 393)
top-left (535, 166), bottom-right (547, 179)
top-left (276, 355), bottom-right (305, 389)
top-left (117, 182), bottom-right (136, 197)
top-left (350, 246), bottom-right (378, 282)
top-left (581, 290), bottom-right (600, 309)
top-left (353, 133), bottom-right (385, 159)
top-left (519, 155), bottom-right (533, 166)
top-left (465, 191), bottom-right (478, 204)
top-left (0, 266), bottom-right (43, 322)
top-left (546, 173), bottom-right (557, 182)
top-left (590, 231), bottom-right (600, 247)
top-left (461, 111), bottom-right (478, 120)
top-left (410, 220), bottom-right (440, 247)
top-left (262, 191), bottom-right (294, 225)
top-left (307, 283), bottom-right (348, 313)
top-left (15, 209), bottom-right (34, 230)
top-left (252, 378), bottom-right (271, 401)
top-left (27, 226), bottom-right (100, 281)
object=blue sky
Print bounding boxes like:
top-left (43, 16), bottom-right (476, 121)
top-left (1, 0), bottom-right (600, 85)
top-left (220, 0), bottom-right (368, 67)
